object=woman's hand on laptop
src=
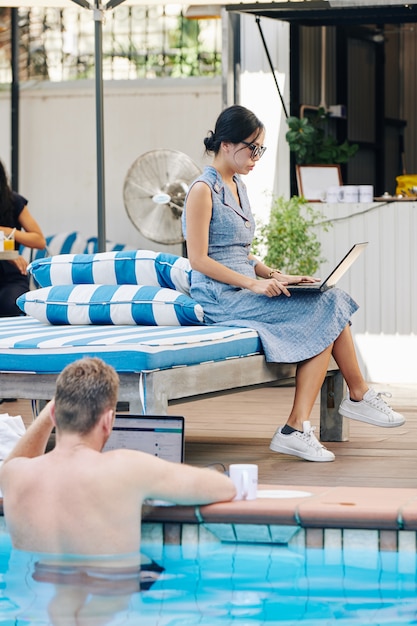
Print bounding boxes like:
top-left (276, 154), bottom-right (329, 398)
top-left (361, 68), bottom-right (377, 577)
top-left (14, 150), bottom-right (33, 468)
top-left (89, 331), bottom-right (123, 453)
top-left (261, 272), bottom-right (320, 298)
top-left (280, 274), bottom-right (321, 285)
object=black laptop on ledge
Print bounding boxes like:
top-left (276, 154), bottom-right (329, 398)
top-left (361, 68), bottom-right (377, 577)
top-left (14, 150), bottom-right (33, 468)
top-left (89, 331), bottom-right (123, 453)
top-left (288, 242), bottom-right (368, 292)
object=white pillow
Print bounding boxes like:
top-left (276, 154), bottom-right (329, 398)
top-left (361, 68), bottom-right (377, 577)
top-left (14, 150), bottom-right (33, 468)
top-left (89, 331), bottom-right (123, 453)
top-left (28, 250), bottom-right (192, 295)
top-left (17, 284), bottom-right (204, 326)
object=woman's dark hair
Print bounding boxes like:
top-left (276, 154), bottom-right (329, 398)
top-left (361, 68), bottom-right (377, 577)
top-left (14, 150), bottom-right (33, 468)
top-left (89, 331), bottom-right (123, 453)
top-left (0, 160), bottom-right (14, 225)
top-left (204, 105), bottom-right (264, 155)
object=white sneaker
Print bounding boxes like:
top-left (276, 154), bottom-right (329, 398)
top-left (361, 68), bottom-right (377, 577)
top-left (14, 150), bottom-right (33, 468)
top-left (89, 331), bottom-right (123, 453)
top-left (339, 389), bottom-right (405, 428)
top-left (269, 421), bottom-right (335, 462)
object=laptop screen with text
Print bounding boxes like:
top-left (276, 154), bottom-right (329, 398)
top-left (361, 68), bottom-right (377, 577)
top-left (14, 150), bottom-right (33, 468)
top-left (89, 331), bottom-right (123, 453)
top-left (103, 415), bottom-right (185, 463)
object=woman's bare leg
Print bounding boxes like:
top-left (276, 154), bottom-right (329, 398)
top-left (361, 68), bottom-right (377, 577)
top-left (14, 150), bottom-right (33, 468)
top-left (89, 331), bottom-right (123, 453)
top-left (331, 324), bottom-right (403, 427)
top-left (286, 344), bottom-right (333, 431)
top-left (285, 324), bottom-right (367, 430)
top-left (270, 344), bottom-right (336, 461)
top-left (331, 324), bottom-right (368, 401)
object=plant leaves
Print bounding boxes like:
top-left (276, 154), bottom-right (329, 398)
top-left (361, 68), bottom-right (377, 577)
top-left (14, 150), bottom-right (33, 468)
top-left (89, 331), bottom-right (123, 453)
top-left (252, 195), bottom-right (332, 275)
top-left (285, 111), bottom-right (358, 165)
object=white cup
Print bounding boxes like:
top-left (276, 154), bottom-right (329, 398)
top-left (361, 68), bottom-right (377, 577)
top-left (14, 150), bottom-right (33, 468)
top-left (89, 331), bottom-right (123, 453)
top-left (0, 232), bottom-right (3, 252)
top-left (359, 185), bottom-right (374, 203)
top-left (326, 186), bottom-right (341, 203)
top-left (338, 185), bottom-right (359, 203)
top-left (229, 464), bottom-right (258, 501)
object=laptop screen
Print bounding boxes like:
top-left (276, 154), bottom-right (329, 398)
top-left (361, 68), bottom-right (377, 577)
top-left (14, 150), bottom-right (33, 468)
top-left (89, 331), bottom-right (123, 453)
top-left (103, 415), bottom-right (185, 463)
top-left (288, 242), bottom-right (368, 291)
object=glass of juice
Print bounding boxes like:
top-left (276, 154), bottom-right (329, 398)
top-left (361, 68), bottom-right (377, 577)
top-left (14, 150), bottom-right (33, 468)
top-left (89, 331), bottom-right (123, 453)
top-left (3, 238), bottom-right (15, 251)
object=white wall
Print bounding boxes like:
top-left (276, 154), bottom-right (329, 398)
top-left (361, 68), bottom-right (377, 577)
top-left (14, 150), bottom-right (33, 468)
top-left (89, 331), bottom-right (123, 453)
top-left (0, 77), bottom-right (223, 256)
top-left (315, 201), bottom-right (417, 383)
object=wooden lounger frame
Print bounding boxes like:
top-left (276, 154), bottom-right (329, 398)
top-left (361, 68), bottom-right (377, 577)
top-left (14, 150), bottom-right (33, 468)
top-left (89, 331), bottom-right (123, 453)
top-left (0, 355), bottom-right (347, 442)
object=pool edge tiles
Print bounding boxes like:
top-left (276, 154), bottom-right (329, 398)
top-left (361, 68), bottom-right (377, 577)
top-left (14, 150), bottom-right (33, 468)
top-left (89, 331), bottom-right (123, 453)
top-left (139, 522), bottom-right (417, 560)
top-left (140, 483), bottom-right (417, 533)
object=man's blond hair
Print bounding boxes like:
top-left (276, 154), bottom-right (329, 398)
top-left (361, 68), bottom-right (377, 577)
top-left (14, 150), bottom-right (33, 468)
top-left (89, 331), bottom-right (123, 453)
top-left (54, 357), bottom-right (119, 434)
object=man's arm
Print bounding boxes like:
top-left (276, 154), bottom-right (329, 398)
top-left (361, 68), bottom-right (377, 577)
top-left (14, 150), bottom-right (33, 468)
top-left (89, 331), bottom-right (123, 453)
top-left (159, 462), bottom-right (237, 505)
top-left (1, 400), bottom-right (54, 465)
top-left (118, 450), bottom-right (237, 505)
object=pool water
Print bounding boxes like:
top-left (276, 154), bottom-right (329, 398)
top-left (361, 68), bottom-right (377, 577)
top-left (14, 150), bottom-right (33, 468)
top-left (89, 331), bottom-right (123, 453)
top-left (1, 530), bottom-right (417, 625)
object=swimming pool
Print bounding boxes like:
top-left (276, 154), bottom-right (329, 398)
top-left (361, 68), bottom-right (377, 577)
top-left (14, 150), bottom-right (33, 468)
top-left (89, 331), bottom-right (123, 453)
top-left (1, 527), bottom-right (417, 625)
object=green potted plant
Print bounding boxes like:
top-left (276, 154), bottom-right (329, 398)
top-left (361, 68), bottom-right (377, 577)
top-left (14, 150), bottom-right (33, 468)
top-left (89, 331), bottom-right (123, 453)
top-left (252, 195), bottom-right (331, 275)
top-left (285, 107), bottom-right (358, 165)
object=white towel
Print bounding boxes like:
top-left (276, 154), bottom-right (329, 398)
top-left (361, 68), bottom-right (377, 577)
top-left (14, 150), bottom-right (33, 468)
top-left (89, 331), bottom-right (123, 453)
top-left (0, 413), bottom-right (26, 461)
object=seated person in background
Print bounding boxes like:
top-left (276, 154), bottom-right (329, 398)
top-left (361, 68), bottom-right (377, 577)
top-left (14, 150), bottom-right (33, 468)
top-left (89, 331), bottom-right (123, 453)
top-left (0, 357), bottom-right (236, 556)
top-left (0, 159), bottom-right (46, 317)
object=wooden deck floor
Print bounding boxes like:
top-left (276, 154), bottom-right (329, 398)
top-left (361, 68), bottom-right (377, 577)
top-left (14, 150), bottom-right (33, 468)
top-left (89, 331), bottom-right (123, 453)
top-left (172, 381), bottom-right (417, 489)
top-left (8, 381), bottom-right (416, 490)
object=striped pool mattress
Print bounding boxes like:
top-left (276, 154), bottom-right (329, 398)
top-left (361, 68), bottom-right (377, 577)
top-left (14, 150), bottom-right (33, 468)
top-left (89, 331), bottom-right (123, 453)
top-left (0, 317), bottom-right (262, 374)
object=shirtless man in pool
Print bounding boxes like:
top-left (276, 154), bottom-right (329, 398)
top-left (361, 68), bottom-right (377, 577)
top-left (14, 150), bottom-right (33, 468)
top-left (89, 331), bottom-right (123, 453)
top-left (0, 356), bottom-right (236, 557)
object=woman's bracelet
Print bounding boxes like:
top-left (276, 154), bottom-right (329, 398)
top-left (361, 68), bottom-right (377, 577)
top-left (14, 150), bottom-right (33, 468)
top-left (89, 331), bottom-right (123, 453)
top-left (268, 269), bottom-right (281, 278)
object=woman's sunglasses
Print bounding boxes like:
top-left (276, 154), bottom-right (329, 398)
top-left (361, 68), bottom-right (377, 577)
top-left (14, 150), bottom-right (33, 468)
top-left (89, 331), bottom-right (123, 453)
top-left (241, 141), bottom-right (267, 159)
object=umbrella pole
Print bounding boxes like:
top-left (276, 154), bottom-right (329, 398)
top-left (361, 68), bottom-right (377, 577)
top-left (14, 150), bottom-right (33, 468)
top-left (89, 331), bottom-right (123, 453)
top-left (11, 8), bottom-right (19, 190)
top-left (94, 1), bottom-right (106, 252)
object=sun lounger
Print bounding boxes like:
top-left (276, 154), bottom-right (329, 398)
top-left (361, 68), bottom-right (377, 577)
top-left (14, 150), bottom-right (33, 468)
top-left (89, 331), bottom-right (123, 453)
top-left (0, 316), bottom-right (346, 442)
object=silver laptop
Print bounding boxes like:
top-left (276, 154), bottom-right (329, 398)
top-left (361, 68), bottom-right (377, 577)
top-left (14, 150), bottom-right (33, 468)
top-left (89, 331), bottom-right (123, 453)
top-left (288, 242), bottom-right (368, 292)
top-left (103, 415), bottom-right (185, 463)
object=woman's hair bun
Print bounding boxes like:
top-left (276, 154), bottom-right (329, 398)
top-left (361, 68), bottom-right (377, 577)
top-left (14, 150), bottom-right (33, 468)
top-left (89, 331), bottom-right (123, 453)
top-left (204, 130), bottom-right (216, 153)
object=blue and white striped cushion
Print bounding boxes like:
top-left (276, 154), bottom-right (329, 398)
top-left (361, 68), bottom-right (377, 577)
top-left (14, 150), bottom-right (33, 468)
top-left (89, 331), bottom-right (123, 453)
top-left (19, 231), bottom-right (88, 263)
top-left (16, 284), bottom-right (204, 326)
top-left (0, 316), bottom-right (261, 374)
top-left (84, 237), bottom-right (133, 254)
top-left (28, 250), bottom-right (192, 295)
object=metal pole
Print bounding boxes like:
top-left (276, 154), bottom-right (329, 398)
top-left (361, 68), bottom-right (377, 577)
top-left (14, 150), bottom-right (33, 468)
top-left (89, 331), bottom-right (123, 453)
top-left (221, 10), bottom-right (240, 108)
top-left (232, 13), bottom-right (241, 104)
top-left (255, 16), bottom-right (289, 119)
top-left (11, 7), bottom-right (19, 190)
top-left (94, 1), bottom-right (106, 252)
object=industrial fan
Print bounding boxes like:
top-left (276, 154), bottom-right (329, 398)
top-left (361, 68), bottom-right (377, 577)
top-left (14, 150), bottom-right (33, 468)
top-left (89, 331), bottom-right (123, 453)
top-left (123, 149), bottom-right (201, 246)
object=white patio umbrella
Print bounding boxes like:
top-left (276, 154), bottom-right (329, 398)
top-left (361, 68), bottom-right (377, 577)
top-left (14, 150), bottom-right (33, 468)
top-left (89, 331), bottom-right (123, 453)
top-left (0, 0), bottom-right (246, 250)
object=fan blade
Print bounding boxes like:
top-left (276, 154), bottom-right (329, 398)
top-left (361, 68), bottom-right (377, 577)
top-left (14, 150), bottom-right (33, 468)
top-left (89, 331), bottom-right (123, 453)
top-left (125, 178), bottom-right (162, 200)
top-left (123, 149), bottom-right (201, 245)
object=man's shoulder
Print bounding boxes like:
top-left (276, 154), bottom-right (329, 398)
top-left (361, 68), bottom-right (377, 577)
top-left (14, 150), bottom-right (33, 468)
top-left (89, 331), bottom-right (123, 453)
top-left (0, 455), bottom-right (39, 494)
top-left (0, 454), bottom-right (32, 473)
top-left (101, 448), bottom-right (179, 481)
top-left (102, 447), bottom-right (168, 466)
